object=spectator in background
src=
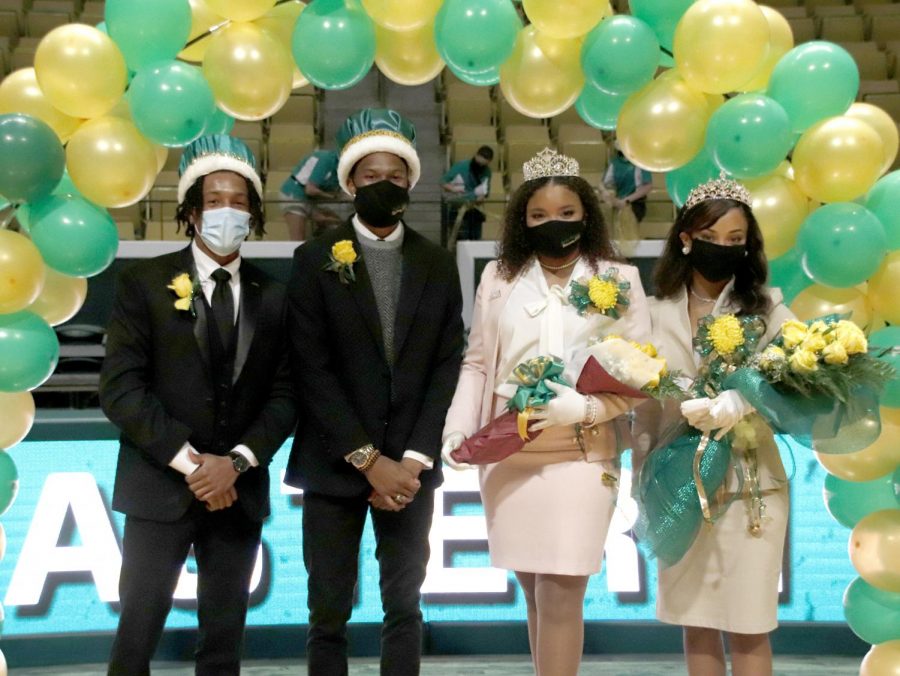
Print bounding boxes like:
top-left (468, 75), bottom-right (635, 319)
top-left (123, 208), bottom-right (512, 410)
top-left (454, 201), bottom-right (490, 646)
top-left (441, 145), bottom-right (494, 243)
top-left (602, 139), bottom-right (653, 222)
top-left (279, 149), bottom-right (344, 240)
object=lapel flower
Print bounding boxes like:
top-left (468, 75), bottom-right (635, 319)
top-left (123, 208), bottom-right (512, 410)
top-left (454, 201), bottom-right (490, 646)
top-left (568, 267), bottom-right (631, 319)
top-left (324, 239), bottom-right (357, 285)
top-left (707, 314), bottom-right (744, 356)
top-left (167, 272), bottom-right (199, 317)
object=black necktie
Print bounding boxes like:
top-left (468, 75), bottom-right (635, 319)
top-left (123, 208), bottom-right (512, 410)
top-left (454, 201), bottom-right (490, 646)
top-left (211, 268), bottom-right (234, 348)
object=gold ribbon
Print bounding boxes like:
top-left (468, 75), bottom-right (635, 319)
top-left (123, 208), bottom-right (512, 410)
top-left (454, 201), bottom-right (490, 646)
top-left (693, 433), bottom-right (714, 525)
top-left (517, 407), bottom-right (533, 441)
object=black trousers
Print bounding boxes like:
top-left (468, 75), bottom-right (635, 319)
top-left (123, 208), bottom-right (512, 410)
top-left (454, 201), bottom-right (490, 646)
top-left (303, 489), bottom-right (435, 676)
top-left (108, 502), bottom-right (262, 676)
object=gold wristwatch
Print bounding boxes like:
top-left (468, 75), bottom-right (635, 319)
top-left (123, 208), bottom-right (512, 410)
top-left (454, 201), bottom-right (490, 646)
top-left (346, 444), bottom-right (381, 472)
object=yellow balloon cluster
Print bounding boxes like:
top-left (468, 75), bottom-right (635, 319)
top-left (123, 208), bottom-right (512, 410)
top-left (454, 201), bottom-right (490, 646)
top-left (0, 392), bottom-right (35, 451)
top-left (0, 230), bottom-right (45, 315)
top-left (744, 173), bottom-right (810, 259)
top-left (0, 68), bottom-right (82, 142)
top-left (362, 0), bottom-right (442, 31)
top-left (522, 0), bottom-right (611, 39)
top-left (375, 21), bottom-right (444, 86)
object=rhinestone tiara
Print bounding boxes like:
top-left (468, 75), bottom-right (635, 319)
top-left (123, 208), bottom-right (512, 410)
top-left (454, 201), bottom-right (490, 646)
top-left (684, 173), bottom-right (752, 211)
top-left (522, 147), bottom-right (580, 182)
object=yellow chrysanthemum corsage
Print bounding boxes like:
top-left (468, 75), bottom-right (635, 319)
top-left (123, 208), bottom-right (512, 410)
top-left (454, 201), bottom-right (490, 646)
top-left (167, 272), bottom-right (199, 317)
top-left (707, 314), bottom-right (745, 356)
top-left (324, 239), bottom-right (358, 284)
top-left (568, 268), bottom-right (630, 319)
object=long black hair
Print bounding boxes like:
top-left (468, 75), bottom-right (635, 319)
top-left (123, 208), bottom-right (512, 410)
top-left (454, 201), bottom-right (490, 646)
top-left (175, 174), bottom-right (265, 238)
top-left (496, 175), bottom-right (621, 281)
top-left (654, 199), bottom-right (770, 316)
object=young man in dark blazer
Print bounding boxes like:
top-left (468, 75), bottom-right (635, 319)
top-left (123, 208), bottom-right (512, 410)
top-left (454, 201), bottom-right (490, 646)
top-left (286, 109), bottom-right (465, 675)
top-left (100, 135), bottom-right (296, 676)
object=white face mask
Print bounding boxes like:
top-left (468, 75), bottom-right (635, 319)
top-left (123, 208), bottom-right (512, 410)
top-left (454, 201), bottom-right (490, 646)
top-left (199, 207), bottom-right (250, 256)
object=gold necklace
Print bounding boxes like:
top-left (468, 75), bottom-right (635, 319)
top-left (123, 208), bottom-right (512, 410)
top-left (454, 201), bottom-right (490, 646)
top-left (539, 255), bottom-right (580, 271)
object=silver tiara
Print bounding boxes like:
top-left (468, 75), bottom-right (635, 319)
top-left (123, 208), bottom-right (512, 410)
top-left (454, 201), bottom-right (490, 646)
top-left (684, 174), bottom-right (752, 211)
top-left (522, 147), bottom-right (580, 181)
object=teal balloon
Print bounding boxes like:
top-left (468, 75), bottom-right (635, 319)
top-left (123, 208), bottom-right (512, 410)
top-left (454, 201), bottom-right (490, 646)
top-left (52, 169), bottom-right (83, 199)
top-left (581, 15), bottom-right (659, 96)
top-left (0, 114), bottom-right (65, 204)
top-left (843, 577), bottom-right (900, 645)
top-left (105, 0), bottom-right (192, 71)
top-left (435, 0), bottom-right (520, 75)
top-left (29, 195), bottom-right (119, 277)
top-left (864, 170), bottom-right (900, 251)
top-left (129, 60), bottom-right (215, 147)
top-left (629, 0), bottom-right (693, 63)
top-left (575, 82), bottom-right (627, 131)
top-left (797, 202), bottom-right (886, 287)
top-left (665, 146), bottom-right (721, 208)
top-left (768, 247), bottom-right (813, 304)
top-left (869, 327), bottom-right (900, 408)
top-left (767, 41), bottom-right (859, 134)
top-left (706, 94), bottom-right (793, 179)
top-left (291, 0), bottom-right (375, 90)
top-left (824, 472), bottom-right (898, 529)
top-left (204, 107), bottom-right (235, 136)
top-left (448, 64), bottom-right (500, 87)
top-left (0, 451), bottom-right (18, 516)
top-left (0, 311), bottom-right (59, 392)
top-left (14, 204), bottom-right (30, 232)
top-left (894, 466), bottom-right (899, 500)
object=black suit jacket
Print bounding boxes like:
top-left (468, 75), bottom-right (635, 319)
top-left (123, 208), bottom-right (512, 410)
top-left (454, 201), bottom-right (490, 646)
top-left (99, 246), bottom-right (296, 522)
top-left (285, 221), bottom-right (464, 497)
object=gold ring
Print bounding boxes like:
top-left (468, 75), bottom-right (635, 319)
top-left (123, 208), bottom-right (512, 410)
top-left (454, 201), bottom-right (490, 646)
top-left (394, 494), bottom-right (405, 503)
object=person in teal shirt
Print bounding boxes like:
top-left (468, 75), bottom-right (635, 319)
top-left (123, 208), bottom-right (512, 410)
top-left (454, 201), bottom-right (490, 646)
top-left (603, 139), bottom-right (653, 222)
top-left (441, 145), bottom-right (494, 243)
top-left (279, 149), bottom-right (343, 240)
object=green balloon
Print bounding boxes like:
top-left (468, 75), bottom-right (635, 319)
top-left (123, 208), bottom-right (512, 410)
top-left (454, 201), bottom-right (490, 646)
top-left (0, 114), bottom-right (65, 204)
top-left (768, 247), bottom-right (813, 304)
top-left (129, 61), bottom-right (215, 147)
top-left (869, 327), bottom-right (900, 408)
top-left (292, 0), bottom-right (375, 90)
top-left (581, 15), bottom-right (659, 96)
top-left (52, 169), bottom-right (83, 199)
top-left (14, 204), bottom-right (29, 232)
top-left (435, 0), bottom-right (520, 75)
top-left (575, 83), bottom-right (627, 131)
top-left (824, 472), bottom-right (898, 529)
top-left (29, 195), bottom-right (119, 277)
top-left (706, 94), bottom-right (793, 179)
top-left (0, 311), bottom-right (59, 392)
top-left (447, 64), bottom-right (500, 87)
top-left (665, 146), bottom-right (721, 208)
top-left (864, 170), bottom-right (900, 251)
top-left (843, 577), bottom-right (900, 645)
top-left (629, 0), bottom-right (693, 63)
top-left (797, 202), bottom-right (886, 288)
top-left (205, 107), bottom-right (235, 136)
top-left (0, 451), bottom-right (18, 516)
top-left (767, 41), bottom-right (859, 134)
top-left (105, 0), bottom-right (192, 71)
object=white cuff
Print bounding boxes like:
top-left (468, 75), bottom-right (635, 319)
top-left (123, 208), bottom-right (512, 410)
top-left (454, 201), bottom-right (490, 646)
top-left (232, 444), bottom-right (259, 468)
top-left (403, 450), bottom-right (434, 470)
top-left (169, 442), bottom-right (200, 476)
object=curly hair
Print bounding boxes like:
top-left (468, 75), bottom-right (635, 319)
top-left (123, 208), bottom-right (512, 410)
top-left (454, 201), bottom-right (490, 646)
top-left (654, 199), bottom-right (771, 316)
top-left (175, 174), bottom-right (265, 239)
top-left (496, 175), bottom-right (621, 281)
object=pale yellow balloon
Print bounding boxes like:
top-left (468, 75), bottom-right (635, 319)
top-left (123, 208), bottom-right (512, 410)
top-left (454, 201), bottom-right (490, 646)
top-left (202, 22), bottom-right (293, 122)
top-left (523, 0), bottom-right (609, 39)
top-left (205, 0), bottom-right (275, 22)
top-left (66, 116), bottom-right (158, 208)
top-left (179, 0), bottom-right (227, 63)
top-left (0, 392), bottom-right (35, 450)
top-left (154, 145), bottom-right (168, 174)
top-left (744, 173), bottom-right (811, 258)
top-left (793, 116), bottom-right (884, 203)
top-left (0, 68), bottom-right (83, 143)
top-left (27, 268), bottom-right (88, 327)
top-left (815, 407), bottom-right (900, 482)
top-left (362, 0), bottom-right (442, 31)
top-left (740, 5), bottom-right (795, 92)
top-left (846, 102), bottom-right (900, 177)
top-left (617, 70), bottom-right (711, 172)
top-left (253, 1), bottom-right (310, 90)
top-left (861, 640), bottom-right (900, 676)
top-left (674, 0), bottom-right (770, 94)
top-left (33, 24), bottom-right (127, 119)
top-left (704, 92), bottom-right (726, 114)
top-left (869, 251), bottom-right (900, 324)
top-left (790, 283), bottom-right (872, 326)
top-left (0, 230), bottom-right (46, 315)
top-left (375, 21), bottom-right (444, 86)
top-left (850, 509), bottom-right (900, 593)
top-left (499, 25), bottom-right (584, 119)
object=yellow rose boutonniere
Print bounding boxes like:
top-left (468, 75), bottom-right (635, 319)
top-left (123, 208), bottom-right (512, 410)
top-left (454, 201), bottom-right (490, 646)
top-left (324, 239), bottom-right (357, 284)
top-left (167, 272), bottom-right (199, 317)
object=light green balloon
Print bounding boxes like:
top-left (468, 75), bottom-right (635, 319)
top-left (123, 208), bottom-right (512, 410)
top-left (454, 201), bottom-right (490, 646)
top-left (824, 472), bottom-right (898, 529)
top-left (575, 83), bottom-right (627, 131)
top-left (864, 170), bottom-right (900, 250)
top-left (129, 61), bottom-right (215, 147)
top-left (0, 311), bottom-right (59, 393)
top-left (435, 0), bottom-right (521, 75)
top-left (665, 146), bottom-right (721, 208)
top-left (105, 0), bottom-right (192, 71)
top-left (0, 451), bottom-right (18, 516)
top-left (843, 577), bottom-right (900, 645)
top-left (581, 15), bottom-right (659, 96)
top-left (448, 64), bottom-right (500, 87)
top-left (29, 195), bottom-right (119, 277)
top-left (768, 248), bottom-right (812, 304)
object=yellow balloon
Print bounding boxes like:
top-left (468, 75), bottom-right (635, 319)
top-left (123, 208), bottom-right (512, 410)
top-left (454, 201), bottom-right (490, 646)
top-left (375, 21), bottom-right (444, 86)
top-left (0, 392), bottom-right (35, 450)
top-left (202, 22), bottom-right (293, 121)
top-left (205, 0), bottom-right (275, 22)
top-left (362, 0), bottom-right (442, 31)
top-left (869, 251), bottom-right (900, 324)
top-left (499, 25), bottom-right (584, 119)
top-left (33, 24), bottom-right (127, 119)
top-left (790, 284), bottom-right (872, 326)
top-left (617, 70), bottom-right (711, 172)
top-left (66, 116), bottom-right (158, 208)
top-left (0, 229), bottom-right (45, 314)
top-left (179, 0), bottom-right (227, 63)
top-left (154, 145), bottom-right (169, 174)
top-left (846, 102), bottom-right (900, 177)
top-left (523, 0), bottom-right (610, 39)
top-left (740, 5), bottom-right (794, 93)
top-left (744, 173), bottom-right (811, 258)
top-left (861, 640), bottom-right (900, 676)
top-left (850, 509), bottom-right (900, 593)
top-left (674, 0), bottom-right (770, 94)
top-left (793, 116), bottom-right (883, 203)
top-left (27, 268), bottom-right (88, 327)
top-left (253, 0), bottom-right (310, 91)
top-left (816, 407), bottom-right (900, 482)
top-left (0, 68), bottom-right (83, 143)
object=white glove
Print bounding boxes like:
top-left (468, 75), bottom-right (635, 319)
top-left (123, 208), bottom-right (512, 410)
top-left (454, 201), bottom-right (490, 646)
top-left (530, 380), bottom-right (588, 431)
top-left (440, 432), bottom-right (471, 471)
top-left (683, 390), bottom-right (754, 440)
top-left (680, 397), bottom-right (713, 429)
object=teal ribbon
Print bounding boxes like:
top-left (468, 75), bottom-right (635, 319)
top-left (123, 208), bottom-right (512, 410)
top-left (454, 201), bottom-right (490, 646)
top-left (505, 357), bottom-right (569, 413)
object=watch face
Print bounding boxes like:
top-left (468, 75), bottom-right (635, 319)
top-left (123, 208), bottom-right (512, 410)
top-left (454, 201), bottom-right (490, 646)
top-left (349, 450), bottom-right (367, 467)
top-left (231, 453), bottom-right (249, 472)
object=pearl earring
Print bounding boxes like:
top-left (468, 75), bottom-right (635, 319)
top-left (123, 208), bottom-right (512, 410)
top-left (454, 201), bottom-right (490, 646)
top-left (682, 245), bottom-right (691, 255)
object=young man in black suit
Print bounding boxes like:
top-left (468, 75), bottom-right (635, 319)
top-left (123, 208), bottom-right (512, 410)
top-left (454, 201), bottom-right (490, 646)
top-left (99, 135), bottom-right (296, 675)
top-left (286, 109), bottom-right (465, 675)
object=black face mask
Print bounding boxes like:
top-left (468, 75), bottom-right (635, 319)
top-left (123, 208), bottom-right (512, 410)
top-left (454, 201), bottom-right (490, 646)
top-left (688, 238), bottom-right (747, 282)
top-left (470, 158), bottom-right (487, 178)
top-left (526, 220), bottom-right (585, 258)
top-left (354, 180), bottom-right (409, 229)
